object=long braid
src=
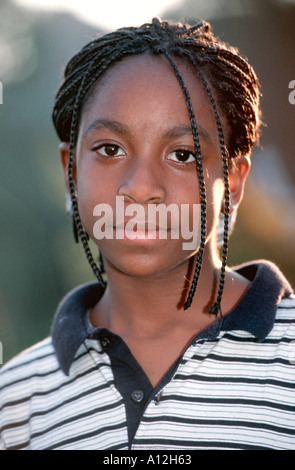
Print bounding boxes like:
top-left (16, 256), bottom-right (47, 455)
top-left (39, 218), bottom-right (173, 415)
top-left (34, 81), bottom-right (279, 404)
top-left (162, 51), bottom-right (207, 311)
top-left (52, 18), bottom-right (261, 313)
top-left (66, 43), bottom-right (154, 286)
top-left (67, 63), bottom-right (106, 287)
top-left (183, 52), bottom-right (231, 315)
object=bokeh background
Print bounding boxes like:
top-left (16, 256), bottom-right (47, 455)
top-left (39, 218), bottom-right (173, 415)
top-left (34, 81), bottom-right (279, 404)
top-left (1, 0), bottom-right (295, 364)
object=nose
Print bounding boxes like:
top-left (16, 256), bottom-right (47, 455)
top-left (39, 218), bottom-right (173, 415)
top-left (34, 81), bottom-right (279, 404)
top-left (118, 157), bottom-right (166, 205)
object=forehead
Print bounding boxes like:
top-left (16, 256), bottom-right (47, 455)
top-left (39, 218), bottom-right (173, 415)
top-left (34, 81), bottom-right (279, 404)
top-left (80, 54), bottom-right (223, 145)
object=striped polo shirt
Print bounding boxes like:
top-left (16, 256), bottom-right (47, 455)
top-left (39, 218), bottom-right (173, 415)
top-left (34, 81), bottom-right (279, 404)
top-left (0, 260), bottom-right (295, 450)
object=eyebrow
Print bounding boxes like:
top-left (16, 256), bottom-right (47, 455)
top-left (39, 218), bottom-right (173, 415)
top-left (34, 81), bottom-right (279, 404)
top-left (84, 118), bottom-right (214, 145)
top-left (163, 124), bottom-right (213, 145)
top-left (84, 119), bottom-right (129, 137)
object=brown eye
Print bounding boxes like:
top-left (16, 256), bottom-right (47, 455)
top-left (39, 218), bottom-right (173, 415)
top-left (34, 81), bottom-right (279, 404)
top-left (95, 144), bottom-right (125, 157)
top-left (167, 149), bottom-right (195, 163)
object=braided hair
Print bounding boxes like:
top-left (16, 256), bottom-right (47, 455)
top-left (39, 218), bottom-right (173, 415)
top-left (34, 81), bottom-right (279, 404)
top-left (52, 18), bottom-right (261, 315)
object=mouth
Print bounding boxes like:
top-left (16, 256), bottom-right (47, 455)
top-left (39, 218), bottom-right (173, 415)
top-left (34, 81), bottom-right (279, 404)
top-left (114, 221), bottom-right (171, 241)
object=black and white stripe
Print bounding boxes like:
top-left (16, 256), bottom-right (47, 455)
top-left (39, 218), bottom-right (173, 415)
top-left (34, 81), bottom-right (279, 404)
top-left (1, 296), bottom-right (295, 450)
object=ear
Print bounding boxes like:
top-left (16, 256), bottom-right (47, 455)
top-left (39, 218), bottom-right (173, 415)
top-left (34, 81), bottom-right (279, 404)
top-left (59, 142), bottom-right (76, 192)
top-left (227, 154), bottom-right (251, 212)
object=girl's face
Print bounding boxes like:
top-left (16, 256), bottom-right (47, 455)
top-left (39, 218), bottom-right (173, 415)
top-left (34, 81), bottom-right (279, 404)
top-left (61, 54), bottom-right (248, 279)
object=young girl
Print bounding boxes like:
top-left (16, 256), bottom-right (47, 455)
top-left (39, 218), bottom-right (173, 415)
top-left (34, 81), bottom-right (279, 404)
top-left (0, 18), bottom-right (294, 451)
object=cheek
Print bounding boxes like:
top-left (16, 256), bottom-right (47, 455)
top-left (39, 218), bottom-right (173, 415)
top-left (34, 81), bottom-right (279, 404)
top-left (205, 176), bottom-right (224, 233)
top-left (76, 161), bottom-right (108, 234)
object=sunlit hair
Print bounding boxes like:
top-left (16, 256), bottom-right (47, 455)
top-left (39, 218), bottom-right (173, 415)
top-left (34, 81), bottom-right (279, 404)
top-left (52, 17), bottom-right (261, 315)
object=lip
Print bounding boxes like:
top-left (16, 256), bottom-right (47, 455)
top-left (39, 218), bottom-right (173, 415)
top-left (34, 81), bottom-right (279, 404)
top-left (114, 222), bottom-right (171, 243)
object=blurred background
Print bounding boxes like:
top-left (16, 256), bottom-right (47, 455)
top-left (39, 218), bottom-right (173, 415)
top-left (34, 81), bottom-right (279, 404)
top-left (1, 0), bottom-right (294, 364)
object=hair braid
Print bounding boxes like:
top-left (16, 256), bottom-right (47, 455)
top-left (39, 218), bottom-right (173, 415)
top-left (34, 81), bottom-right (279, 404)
top-left (178, 50), bottom-right (231, 314)
top-left (67, 62), bottom-right (106, 287)
top-left (162, 51), bottom-right (207, 311)
top-left (66, 42), bottom-right (155, 286)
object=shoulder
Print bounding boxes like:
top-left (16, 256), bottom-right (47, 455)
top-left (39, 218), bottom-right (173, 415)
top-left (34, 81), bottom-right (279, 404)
top-left (0, 338), bottom-right (60, 425)
top-left (262, 295), bottom-right (295, 367)
top-left (0, 338), bottom-right (62, 410)
top-left (0, 337), bottom-right (71, 450)
top-left (0, 337), bottom-right (58, 385)
top-left (276, 294), bottom-right (295, 312)
top-left (273, 294), bottom-right (295, 336)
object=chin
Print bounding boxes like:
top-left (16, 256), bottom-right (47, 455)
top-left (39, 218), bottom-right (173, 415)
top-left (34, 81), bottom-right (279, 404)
top-left (103, 250), bottom-right (192, 280)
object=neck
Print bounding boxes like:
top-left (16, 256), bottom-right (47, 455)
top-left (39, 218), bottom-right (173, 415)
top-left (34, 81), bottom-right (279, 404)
top-left (90, 248), bottom-right (223, 338)
top-left (88, 247), bottom-right (250, 389)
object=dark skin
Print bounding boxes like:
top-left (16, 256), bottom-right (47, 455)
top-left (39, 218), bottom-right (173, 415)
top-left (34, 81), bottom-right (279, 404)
top-left (60, 55), bottom-right (251, 387)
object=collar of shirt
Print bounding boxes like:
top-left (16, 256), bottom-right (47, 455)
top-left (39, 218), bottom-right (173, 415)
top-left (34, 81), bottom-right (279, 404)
top-left (51, 260), bottom-right (293, 375)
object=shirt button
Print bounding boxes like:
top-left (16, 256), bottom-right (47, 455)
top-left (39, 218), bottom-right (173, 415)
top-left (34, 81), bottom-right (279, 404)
top-left (100, 337), bottom-right (111, 350)
top-left (131, 390), bottom-right (144, 403)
